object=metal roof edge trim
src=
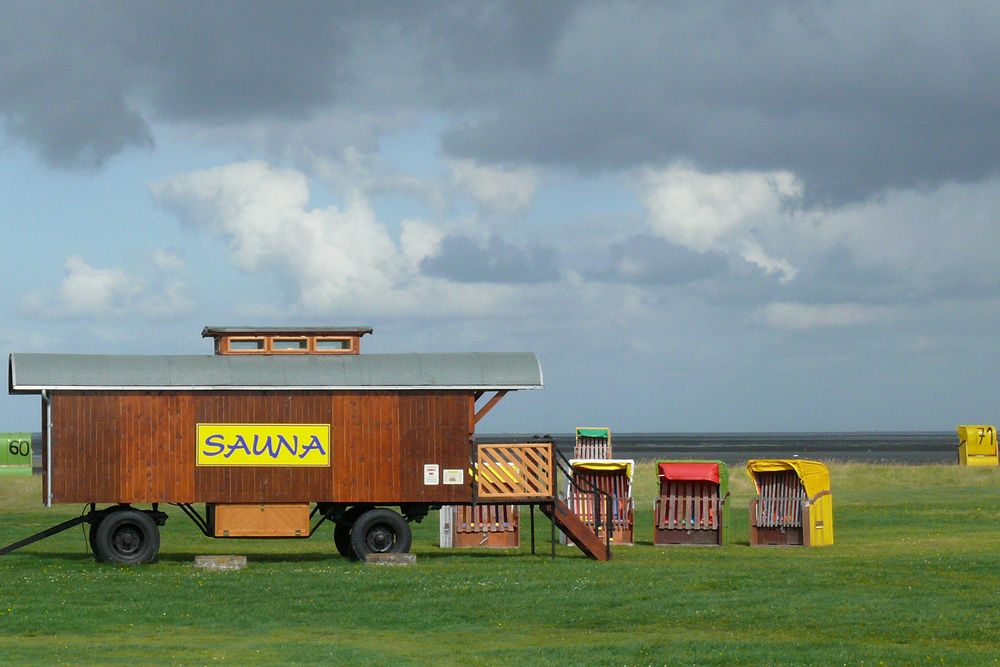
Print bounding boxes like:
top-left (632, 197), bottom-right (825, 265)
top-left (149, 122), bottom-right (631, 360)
top-left (201, 325), bottom-right (374, 337)
top-left (10, 384), bottom-right (542, 392)
top-left (7, 354), bottom-right (15, 395)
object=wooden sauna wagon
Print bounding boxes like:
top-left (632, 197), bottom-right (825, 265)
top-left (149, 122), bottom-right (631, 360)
top-left (3, 326), bottom-right (564, 564)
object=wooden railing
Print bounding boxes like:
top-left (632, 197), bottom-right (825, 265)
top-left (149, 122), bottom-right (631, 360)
top-left (476, 443), bottom-right (554, 500)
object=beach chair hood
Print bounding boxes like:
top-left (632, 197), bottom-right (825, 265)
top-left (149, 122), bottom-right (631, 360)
top-left (657, 462), bottom-right (719, 484)
top-left (569, 459), bottom-right (633, 483)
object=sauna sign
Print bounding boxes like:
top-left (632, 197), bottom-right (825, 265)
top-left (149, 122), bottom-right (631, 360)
top-left (196, 424), bottom-right (330, 467)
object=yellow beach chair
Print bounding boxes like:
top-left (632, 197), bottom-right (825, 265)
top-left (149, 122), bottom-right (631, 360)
top-left (747, 459), bottom-right (833, 547)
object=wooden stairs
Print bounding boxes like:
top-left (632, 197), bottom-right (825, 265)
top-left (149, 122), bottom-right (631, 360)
top-left (542, 498), bottom-right (611, 561)
top-left (474, 441), bottom-right (611, 561)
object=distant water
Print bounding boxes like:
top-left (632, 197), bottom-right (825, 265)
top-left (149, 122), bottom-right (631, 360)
top-left (26, 431), bottom-right (956, 471)
top-left (477, 432), bottom-right (956, 464)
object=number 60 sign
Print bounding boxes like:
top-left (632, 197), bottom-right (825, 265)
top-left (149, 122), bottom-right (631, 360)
top-left (1, 432), bottom-right (32, 466)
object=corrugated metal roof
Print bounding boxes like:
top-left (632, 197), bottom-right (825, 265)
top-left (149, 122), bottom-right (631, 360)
top-left (8, 352), bottom-right (542, 393)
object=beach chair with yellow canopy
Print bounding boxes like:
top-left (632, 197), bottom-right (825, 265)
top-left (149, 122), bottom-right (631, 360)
top-left (566, 458), bottom-right (634, 545)
top-left (747, 459), bottom-right (833, 547)
top-left (957, 425), bottom-right (998, 466)
top-left (654, 460), bottom-right (730, 546)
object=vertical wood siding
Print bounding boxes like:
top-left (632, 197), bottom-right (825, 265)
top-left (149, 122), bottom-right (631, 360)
top-left (49, 390), bottom-right (475, 505)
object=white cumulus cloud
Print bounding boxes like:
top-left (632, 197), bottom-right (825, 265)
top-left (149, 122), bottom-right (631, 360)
top-left (640, 165), bottom-right (801, 281)
top-left (151, 248), bottom-right (185, 271)
top-left (21, 256), bottom-right (192, 320)
top-left (151, 161), bottom-right (516, 317)
top-left (57, 256), bottom-right (143, 317)
top-left (447, 158), bottom-right (538, 217)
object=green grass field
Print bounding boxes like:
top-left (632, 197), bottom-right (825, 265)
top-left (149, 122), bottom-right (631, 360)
top-left (1, 463), bottom-right (998, 666)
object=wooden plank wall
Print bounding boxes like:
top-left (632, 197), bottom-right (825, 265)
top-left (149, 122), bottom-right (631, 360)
top-left (48, 391), bottom-right (474, 505)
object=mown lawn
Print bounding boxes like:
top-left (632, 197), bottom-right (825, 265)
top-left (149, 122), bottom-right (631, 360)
top-left (1, 462), bottom-right (998, 665)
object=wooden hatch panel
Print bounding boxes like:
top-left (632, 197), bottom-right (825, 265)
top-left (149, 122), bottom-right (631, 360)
top-left (210, 503), bottom-right (310, 538)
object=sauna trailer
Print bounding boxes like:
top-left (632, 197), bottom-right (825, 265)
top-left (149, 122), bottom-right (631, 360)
top-left (3, 327), bottom-right (613, 564)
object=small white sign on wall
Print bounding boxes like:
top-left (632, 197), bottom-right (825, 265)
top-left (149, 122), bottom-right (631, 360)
top-left (443, 469), bottom-right (464, 485)
top-left (423, 464), bottom-right (440, 485)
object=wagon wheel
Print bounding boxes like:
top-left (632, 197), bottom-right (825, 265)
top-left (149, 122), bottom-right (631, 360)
top-left (88, 515), bottom-right (105, 562)
top-left (94, 509), bottom-right (160, 564)
top-left (333, 524), bottom-right (353, 559)
top-left (349, 508), bottom-right (411, 560)
top-left (333, 505), bottom-right (370, 561)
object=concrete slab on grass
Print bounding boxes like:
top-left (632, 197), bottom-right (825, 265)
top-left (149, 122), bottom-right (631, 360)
top-left (194, 555), bottom-right (247, 571)
top-left (365, 553), bottom-right (416, 566)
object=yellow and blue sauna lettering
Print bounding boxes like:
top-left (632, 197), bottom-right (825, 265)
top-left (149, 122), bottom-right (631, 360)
top-left (196, 424), bottom-right (330, 466)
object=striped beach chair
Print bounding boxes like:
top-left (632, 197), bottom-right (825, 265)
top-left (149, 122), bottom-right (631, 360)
top-left (747, 459), bottom-right (834, 547)
top-left (566, 459), bottom-right (634, 545)
top-left (574, 427), bottom-right (612, 459)
top-left (654, 460), bottom-right (729, 546)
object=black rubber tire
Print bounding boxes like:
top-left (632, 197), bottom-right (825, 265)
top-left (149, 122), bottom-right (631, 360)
top-left (94, 509), bottom-right (160, 564)
top-left (333, 505), bottom-right (369, 560)
top-left (88, 517), bottom-right (105, 562)
top-left (349, 508), bottom-right (412, 560)
top-left (333, 523), bottom-right (354, 559)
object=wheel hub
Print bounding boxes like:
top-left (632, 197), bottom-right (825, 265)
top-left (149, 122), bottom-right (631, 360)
top-left (366, 524), bottom-right (394, 552)
top-left (112, 525), bottom-right (142, 555)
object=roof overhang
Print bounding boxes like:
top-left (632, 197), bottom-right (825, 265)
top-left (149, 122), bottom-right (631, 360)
top-left (9, 352), bottom-right (543, 394)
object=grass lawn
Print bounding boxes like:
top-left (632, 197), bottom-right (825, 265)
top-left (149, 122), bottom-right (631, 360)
top-left (1, 462), bottom-right (999, 665)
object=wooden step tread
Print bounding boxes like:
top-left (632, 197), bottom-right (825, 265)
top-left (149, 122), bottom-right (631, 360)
top-left (541, 499), bottom-right (611, 561)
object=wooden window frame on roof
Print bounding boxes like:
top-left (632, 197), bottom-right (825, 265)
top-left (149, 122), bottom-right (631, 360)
top-left (217, 334), bottom-right (360, 355)
top-left (269, 337), bottom-right (311, 354)
top-left (224, 336), bottom-right (266, 354)
top-left (312, 336), bottom-right (357, 355)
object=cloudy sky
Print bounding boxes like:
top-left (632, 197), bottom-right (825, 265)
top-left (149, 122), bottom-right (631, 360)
top-left (2, 1), bottom-right (999, 433)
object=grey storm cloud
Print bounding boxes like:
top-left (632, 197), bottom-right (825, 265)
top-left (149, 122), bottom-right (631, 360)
top-left (2, 1), bottom-right (998, 203)
top-left (0, 3), bottom-right (153, 168)
top-left (593, 235), bottom-right (730, 286)
top-left (121, 5), bottom-right (352, 121)
top-left (788, 244), bottom-right (1000, 305)
top-left (420, 234), bottom-right (559, 284)
top-left (443, 3), bottom-right (1000, 205)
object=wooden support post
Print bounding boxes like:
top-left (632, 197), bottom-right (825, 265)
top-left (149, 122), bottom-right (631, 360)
top-left (530, 504), bottom-right (536, 555)
top-left (550, 502), bottom-right (556, 559)
top-left (474, 390), bottom-right (508, 425)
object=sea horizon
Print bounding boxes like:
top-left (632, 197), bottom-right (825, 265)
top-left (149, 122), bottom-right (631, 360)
top-left (477, 430), bottom-right (957, 464)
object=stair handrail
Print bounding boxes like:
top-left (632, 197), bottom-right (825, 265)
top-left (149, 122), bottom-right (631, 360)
top-left (552, 444), bottom-right (613, 557)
